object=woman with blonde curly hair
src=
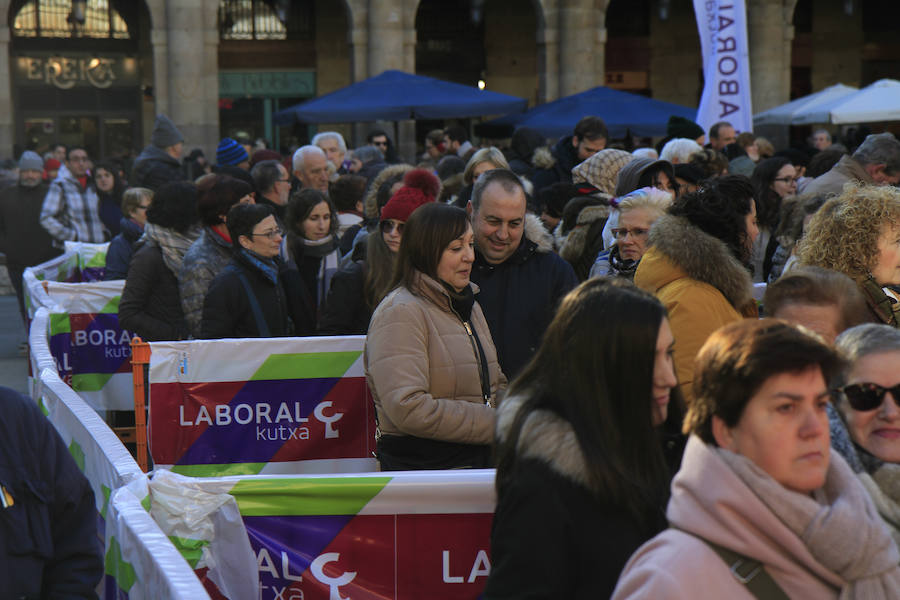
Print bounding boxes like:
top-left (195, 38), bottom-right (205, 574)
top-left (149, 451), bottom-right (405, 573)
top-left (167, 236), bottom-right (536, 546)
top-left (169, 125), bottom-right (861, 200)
top-left (798, 184), bottom-right (900, 327)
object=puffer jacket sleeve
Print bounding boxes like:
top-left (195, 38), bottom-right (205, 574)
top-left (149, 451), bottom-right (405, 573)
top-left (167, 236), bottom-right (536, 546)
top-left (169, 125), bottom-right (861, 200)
top-left (118, 245), bottom-right (180, 341)
top-left (365, 298), bottom-right (496, 444)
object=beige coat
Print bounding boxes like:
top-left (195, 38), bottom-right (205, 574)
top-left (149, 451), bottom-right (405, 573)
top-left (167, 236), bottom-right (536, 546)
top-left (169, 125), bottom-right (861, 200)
top-left (613, 436), bottom-right (846, 599)
top-left (803, 154), bottom-right (875, 198)
top-left (364, 271), bottom-right (506, 444)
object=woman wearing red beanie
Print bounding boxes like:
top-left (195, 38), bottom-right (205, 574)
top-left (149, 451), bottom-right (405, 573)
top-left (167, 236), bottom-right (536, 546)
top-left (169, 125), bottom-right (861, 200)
top-left (319, 168), bottom-right (440, 334)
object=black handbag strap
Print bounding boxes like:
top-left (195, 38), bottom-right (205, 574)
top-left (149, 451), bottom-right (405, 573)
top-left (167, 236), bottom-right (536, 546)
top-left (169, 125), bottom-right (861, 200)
top-left (235, 269), bottom-right (271, 337)
top-left (675, 529), bottom-right (790, 600)
top-left (467, 321), bottom-right (492, 404)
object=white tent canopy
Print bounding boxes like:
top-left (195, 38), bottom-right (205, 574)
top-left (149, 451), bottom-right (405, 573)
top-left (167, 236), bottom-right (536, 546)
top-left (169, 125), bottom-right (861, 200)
top-left (754, 84), bottom-right (858, 127)
top-left (828, 79), bottom-right (900, 124)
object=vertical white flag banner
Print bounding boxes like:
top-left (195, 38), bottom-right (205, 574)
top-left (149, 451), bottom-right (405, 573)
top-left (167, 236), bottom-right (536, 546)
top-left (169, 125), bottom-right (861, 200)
top-left (694, 0), bottom-right (753, 135)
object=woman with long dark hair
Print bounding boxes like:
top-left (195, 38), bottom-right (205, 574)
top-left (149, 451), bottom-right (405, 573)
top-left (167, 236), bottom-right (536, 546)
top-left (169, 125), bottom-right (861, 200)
top-left (364, 203), bottom-right (505, 470)
top-left (285, 189), bottom-right (341, 318)
top-left (93, 160), bottom-right (126, 238)
top-left (319, 169), bottom-right (438, 334)
top-left (750, 156), bottom-right (796, 281)
top-left (485, 278), bottom-right (683, 598)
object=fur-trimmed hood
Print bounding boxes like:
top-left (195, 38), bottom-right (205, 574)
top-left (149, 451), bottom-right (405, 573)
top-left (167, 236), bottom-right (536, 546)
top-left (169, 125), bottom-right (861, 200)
top-left (497, 393), bottom-right (597, 494)
top-left (524, 212), bottom-right (554, 254)
top-left (559, 205), bottom-right (611, 263)
top-left (532, 146), bottom-right (555, 170)
top-left (643, 214), bottom-right (754, 310)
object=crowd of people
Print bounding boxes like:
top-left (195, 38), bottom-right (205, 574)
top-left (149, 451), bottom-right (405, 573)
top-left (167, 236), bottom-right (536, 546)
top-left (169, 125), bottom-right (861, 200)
top-left (5, 108), bottom-right (900, 597)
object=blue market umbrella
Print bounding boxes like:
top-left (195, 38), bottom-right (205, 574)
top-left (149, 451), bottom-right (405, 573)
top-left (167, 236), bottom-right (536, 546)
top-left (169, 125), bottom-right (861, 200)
top-left (274, 70), bottom-right (528, 125)
top-left (478, 86), bottom-right (697, 139)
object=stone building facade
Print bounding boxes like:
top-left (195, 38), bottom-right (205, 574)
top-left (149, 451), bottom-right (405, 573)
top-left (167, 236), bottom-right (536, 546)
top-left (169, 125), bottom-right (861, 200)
top-left (0, 0), bottom-right (894, 162)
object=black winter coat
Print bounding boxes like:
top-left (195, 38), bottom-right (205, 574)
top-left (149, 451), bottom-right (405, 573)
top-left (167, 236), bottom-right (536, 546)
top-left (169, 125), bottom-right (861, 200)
top-left (470, 218), bottom-right (578, 378)
top-left (104, 218), bottom-right (143, 280)
top-left (0, 386), bottom-right (103, 598)
top-left (119, 242), bottom-right (188, 341)
top-left (318, 260), bottom-right (371, 335)
top-left (131, 145), bottom-right (186, 191)
top-left (201, 252), bottom-right (314, 339)
top-left (530, 135), bottom-right (580, 193)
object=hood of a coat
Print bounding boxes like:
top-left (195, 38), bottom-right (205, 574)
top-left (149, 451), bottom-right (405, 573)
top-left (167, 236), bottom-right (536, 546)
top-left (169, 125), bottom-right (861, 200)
top-left (559, 205), bottom-right (611, 263)
top-left (497, 393), bottom-right (597, 493)
top-left (639, 214), bottom-right (754, 310)
top-left (614, 157), bottom-right (674, 197)
top-left (531, 146), bottom-right (555, 170)
top-left (571, 149), bottom-right (633, 195)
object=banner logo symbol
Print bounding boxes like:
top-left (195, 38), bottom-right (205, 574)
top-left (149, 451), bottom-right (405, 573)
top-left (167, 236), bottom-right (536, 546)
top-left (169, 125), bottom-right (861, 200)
top-left (310, 552), bottom-right (356, 600)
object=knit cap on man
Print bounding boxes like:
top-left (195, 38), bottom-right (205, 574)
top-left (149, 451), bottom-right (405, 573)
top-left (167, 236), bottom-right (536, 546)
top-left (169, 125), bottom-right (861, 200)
top-left (381, 168), bottom-right (441, 222)
top-left (151, 114), bottom-right (183, 149)
top-left (217, 138), bottom-right (249, 167)
top-left (667, 116), bottom-right (705, 141)
top-left (18, 151), bottom-right (43, 172)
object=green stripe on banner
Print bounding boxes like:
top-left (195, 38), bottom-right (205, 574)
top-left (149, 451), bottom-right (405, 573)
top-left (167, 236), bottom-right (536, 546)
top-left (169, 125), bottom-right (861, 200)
top-left (100, 485), bottom-right (112, 519)
top-left (170, 463), bottom-right (266, 477)
top-left (50, 312), bottom-right (71, 335)
top-left (68, 440), bottom-right (86, 472)
top-left (85, 252), bottom-right (106, 268)
top-left (37, 397), bottom-right (49, 417)
top-left (71, 372), bottom-right (113, 392)
top-left (168, 536), bottom-right (210, 569)
top-left (99, 295), bottom-right (121, 314)
top-left (251, 351), bottom-right (362, 380)
top-left (104, 536), bottom-right (137, 591)
top-left (230, 477), bottom-right (391, 516)
top-left (140, 494), bottom-right (151, 512)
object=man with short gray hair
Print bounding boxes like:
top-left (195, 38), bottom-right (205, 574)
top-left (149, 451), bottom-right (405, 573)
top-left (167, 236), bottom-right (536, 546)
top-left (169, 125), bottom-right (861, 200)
top-left (805, 132), bottom-right (900, 197)
top-left (312, 131), bottom-right (348, 174)
top-left (292, 145), bottom-right (330, 194)
top-left (251, 159), bottom-right (290, 219)
top-left (812, 129), bottom-right (832, 152)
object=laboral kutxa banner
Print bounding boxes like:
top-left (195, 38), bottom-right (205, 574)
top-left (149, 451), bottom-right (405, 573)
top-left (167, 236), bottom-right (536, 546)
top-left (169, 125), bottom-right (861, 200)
top-left (46, 279), bottom-right (134, 412)
top-left (172, 470), bottom-right (496, 600)
top-left (693, 0), bottom-right (753, 134)
top-left (147, 336), bottom-right (376, 476)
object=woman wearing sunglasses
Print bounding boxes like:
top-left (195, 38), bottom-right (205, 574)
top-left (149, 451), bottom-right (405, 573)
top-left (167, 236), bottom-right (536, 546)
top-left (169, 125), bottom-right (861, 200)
top-left (319, 169), bottom-right (439, 334)
top-left (831, 323), bottom-right (900, 546)
top-left (614, 319), bottom-right (900, 599)
top-left (365, 202), bottom-right (506, 470)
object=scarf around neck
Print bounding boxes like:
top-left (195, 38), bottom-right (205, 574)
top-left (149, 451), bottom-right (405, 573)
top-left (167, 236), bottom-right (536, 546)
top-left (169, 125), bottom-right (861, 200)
top-left (142, 222), bottom-right (200, 275)
top-left (440, 280), bottom-right (475, 322)
top-left (716, 446), bottom-right (900, 599)
top-left (300, 234), bottom-right (339, 258)
top-left (239, 248), bottom-right (278, 285)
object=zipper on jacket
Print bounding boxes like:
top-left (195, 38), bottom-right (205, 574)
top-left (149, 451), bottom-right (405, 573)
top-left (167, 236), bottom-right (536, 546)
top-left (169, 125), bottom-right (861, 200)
top-left (457, 316), bottom-right (490, 405)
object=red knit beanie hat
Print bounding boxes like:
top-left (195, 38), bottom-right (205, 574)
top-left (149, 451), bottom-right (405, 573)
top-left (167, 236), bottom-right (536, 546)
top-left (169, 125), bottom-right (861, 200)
top-left (380, 169), bottom-right (441, 222)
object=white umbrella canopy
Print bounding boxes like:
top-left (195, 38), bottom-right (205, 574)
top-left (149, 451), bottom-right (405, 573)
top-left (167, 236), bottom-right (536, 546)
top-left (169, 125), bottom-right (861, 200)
top-left (829, 79), bottom-right (900, 124)
top-left (753, 83), bottom-right (858, 127)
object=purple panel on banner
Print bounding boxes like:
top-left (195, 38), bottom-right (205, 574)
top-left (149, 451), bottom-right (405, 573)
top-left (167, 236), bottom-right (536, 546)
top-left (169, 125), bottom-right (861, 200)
top-left (175, 378), bottom-right (340, 465)
top-left (69, 313), bottom-right (132, 374)
top-left (244, 515), bottom-right (353, 590)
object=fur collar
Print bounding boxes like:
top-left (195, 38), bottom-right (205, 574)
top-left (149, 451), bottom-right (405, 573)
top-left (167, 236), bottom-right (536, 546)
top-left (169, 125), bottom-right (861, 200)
top-left (532, 146), bottom-right (555, 170)
top-left (497, 393), bottom-right (598, 494)
top-left (524, 212), bottom-right (554, 254)
top-left (648, 214), bottom-right (754, 309)
top-left (559, 205), bottom-right (610, 263)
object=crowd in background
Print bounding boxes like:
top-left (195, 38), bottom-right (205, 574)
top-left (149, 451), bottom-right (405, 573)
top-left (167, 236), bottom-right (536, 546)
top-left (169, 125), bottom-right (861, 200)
top-left (4, 109), bottom-right (900, 597)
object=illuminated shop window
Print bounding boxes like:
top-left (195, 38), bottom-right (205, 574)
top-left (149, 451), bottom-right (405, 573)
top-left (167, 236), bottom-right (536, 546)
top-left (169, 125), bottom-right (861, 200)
top-left (13, 0), bottom-right (129, 39)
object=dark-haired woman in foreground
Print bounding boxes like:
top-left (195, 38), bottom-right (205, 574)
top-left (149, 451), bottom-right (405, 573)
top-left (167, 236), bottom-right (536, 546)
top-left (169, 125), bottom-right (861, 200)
top-left (364, 203), bottom-right (505, 470)
top-left (484, 278), bottom-right (682, 599)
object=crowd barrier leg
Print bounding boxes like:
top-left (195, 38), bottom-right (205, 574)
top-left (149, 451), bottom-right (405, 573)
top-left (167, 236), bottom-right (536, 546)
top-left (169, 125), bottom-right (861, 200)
top-left (129, 337), bottom-right (150, 472)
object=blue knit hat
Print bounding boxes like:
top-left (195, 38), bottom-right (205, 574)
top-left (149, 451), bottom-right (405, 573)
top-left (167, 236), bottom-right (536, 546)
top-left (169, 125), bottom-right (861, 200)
top-left (216, 138), bottom-right (249, 166)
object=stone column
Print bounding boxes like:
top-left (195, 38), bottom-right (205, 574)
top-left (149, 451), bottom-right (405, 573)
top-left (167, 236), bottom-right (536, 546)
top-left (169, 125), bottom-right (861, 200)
top-left (161, 0), bottom-right (219, 160)
top-left (367, 0), bottom-right (416, 162)
top-left (747, 0), bottom-right (792, 115)
top-left (0, 27), bottom-right (13, 156)
top-left (558, 0), bottom-right (601, 97)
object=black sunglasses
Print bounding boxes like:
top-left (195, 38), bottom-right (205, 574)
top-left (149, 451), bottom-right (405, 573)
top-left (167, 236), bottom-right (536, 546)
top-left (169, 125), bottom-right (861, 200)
top-left (839, 382), bottom-right (900, 412)
top-left (380, 220), bottom-right (404, 235)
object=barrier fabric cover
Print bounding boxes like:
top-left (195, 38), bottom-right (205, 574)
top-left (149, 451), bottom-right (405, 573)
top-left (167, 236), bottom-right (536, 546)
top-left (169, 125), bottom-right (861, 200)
top-left (144, 470), bottom-right (496, 600)
top-left (35, 368), bottom-right (208, 599)
top-left (45, 279), bottom-right (133, 411)
top-left (147, 337), bottom-right (376, 476)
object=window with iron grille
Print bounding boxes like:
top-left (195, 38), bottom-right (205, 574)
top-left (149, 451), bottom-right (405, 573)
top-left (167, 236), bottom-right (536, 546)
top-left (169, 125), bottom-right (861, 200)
top-left (13, 0), bottom-right (129, 39)
top-left (218, 0), bottom-right (313, 41)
